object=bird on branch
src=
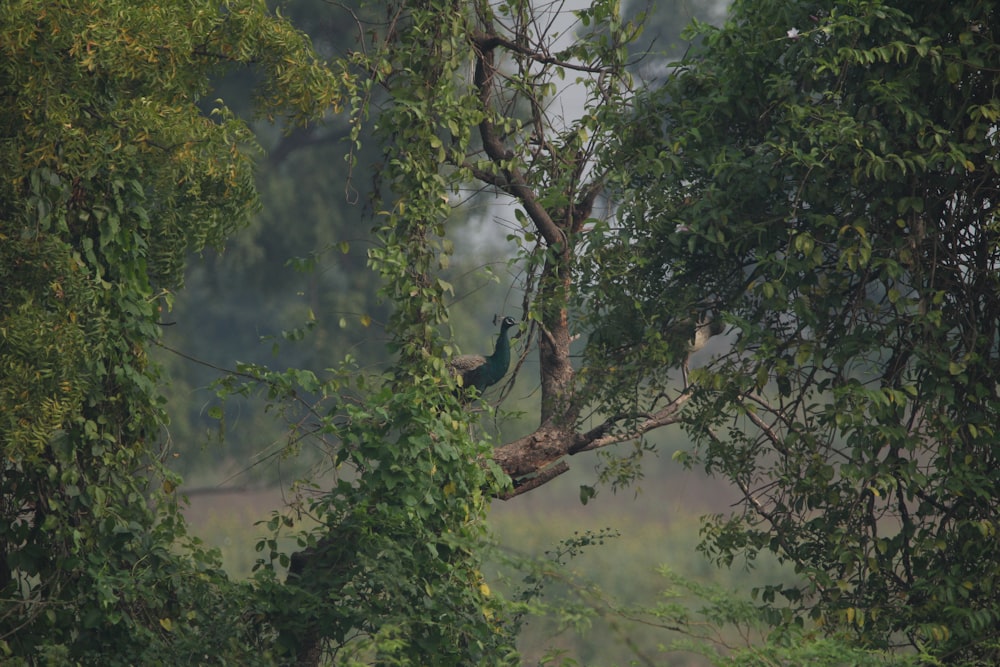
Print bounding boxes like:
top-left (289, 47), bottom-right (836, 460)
top-left (450, 316), bottom-right (519, 395)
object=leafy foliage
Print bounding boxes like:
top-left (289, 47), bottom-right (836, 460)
top-left (600, 0), bottom-right (1000, 661)
top-left (0, 0), bottom-right (342, 660)
top-left (204, 1), bottom-right (522, 663)
top-left (228, 0), bottom-right (657, 656)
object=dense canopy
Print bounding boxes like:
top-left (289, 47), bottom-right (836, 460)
top-left (0, 0), bottom-right (341, 660)
top-left (595, 0), bottom-right (1000, 659)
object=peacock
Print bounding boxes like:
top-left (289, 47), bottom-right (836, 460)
top-left (449, 316), bottom-right (518, 394)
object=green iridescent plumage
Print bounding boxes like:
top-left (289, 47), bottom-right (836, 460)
top-left (450, 316), bottom-right (517, 393)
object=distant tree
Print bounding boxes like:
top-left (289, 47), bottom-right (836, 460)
top-left (151, 0), bottom-right (393, 480)
top-left (0, 0), bottom-right (340, 661)
top-left (625, 0), bottom-right (728, 79)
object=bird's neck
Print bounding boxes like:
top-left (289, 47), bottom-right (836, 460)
top-left (492, 328), bottom-right (511, 364)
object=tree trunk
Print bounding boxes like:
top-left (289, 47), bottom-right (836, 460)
top-left (538, 247), bottom-right (576, 425)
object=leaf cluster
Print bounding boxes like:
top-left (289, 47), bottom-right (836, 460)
top-left (599, 0), bottom-right (1000, 661)
top-left (199, 1), bottom-right (526, 662)
top-left (1, 0), bottom-right (344, 660)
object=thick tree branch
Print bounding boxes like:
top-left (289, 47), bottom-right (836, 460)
top-left (498, 461), bottom-right (569, 500)
top-left (493, 394), bottom-right (691, 499)
top-left (471, 33), bottom-right (565, 247)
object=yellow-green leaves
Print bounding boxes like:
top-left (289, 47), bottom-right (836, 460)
top-left (2, 0), bottom-right (342, 661)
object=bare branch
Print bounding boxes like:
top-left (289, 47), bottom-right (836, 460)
top-left (570, 394), bottom-right (691, 454)
top-left (471, 32), bottom-right (565, 247)
top-left (470, 30), bottom-right (611, 75)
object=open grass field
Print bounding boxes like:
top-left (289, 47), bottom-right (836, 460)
top-left (182, 464), bottom-right (787, 665)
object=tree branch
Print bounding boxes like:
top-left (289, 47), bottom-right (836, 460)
top-left (498, 461), bottom-right (569, 500)
top-left (471, 29), bottom-right (565, 247)
top-left (471, 31), bottom-right (611, 75)
top-left (570, 395), bottom-right (690, 454)
top-left (492, 393), bottom-right (692, 497)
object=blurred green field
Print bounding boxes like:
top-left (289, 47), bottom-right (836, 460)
top-left (183, 456), bottom-right (792, 666)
